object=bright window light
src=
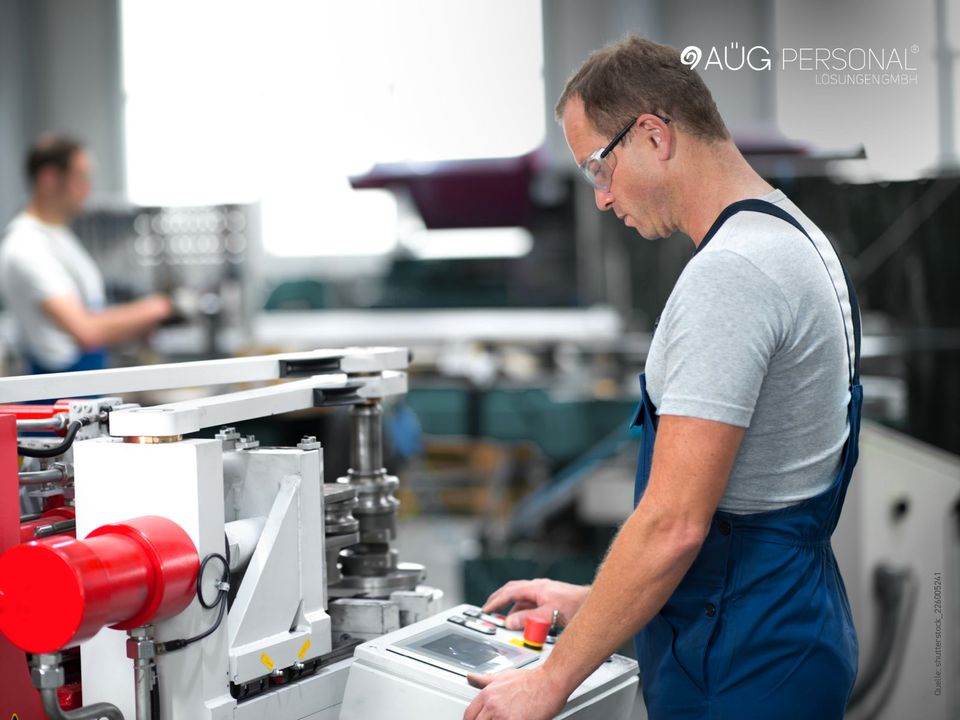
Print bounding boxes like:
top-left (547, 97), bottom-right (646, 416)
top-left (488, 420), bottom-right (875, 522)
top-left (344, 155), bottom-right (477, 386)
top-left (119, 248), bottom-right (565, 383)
top-left (405, 227), bottom-right (533, 260)
top-left (121, 1), bottom-right (545, 256)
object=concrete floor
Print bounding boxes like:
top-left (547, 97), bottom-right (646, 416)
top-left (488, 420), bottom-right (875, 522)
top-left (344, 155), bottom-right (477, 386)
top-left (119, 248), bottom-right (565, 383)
top-left (396, 515), bottom-right (647, 719)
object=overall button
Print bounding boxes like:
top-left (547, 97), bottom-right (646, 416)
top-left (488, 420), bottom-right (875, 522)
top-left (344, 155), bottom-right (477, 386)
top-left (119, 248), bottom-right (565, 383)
top-left (704, 603), bottom-right (717, 618)
top-left (718, 520), bottom-right (732, 536)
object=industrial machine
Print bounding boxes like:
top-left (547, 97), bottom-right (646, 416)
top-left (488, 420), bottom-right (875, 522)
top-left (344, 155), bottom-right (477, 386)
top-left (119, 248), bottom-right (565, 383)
top-left (0, 348), bottom-right (637, 720)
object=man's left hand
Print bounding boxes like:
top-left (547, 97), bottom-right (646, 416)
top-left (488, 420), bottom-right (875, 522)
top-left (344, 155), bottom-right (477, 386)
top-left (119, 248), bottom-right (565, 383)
top-left (463, 667), bottom-right (568, 720)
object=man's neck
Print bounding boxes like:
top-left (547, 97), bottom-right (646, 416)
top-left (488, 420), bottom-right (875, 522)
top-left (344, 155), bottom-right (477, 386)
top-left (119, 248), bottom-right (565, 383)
top-left (25, 200), bottom-right (69, 227)
top-left (675, 140), bottom-right (775, 247)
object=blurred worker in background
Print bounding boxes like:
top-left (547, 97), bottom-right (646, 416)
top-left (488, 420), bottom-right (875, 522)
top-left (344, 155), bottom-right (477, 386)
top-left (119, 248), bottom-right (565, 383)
top-left (0, 134), bottom-right (176, 374)
top-left (467, 35), bottom-right (862, 720)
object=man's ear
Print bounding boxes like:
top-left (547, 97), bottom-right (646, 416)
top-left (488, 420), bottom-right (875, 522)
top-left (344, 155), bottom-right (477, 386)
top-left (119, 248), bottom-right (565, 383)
top-left (34, 167), bottom-right (60, 195)
top-left (640, 117), bottom-right (672, 160)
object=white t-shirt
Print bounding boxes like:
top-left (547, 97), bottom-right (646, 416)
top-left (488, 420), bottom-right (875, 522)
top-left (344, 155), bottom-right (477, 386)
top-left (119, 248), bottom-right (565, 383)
top-left (645, 190), bottom-right (856, 514)
top-left (0, 212), bottom-right (105, 369)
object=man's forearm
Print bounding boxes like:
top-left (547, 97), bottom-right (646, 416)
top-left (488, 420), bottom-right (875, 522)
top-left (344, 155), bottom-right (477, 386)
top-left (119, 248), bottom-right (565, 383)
top-left (87, 296), bottom-right (170, 346)
top-left (542, 505), bottom-right (705, 696)
top-left (43, 294), bottom-right (171, 350)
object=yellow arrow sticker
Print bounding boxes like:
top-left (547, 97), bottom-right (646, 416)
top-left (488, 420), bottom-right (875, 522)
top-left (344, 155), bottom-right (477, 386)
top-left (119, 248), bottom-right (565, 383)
top-left (298, 639), bottom-right (311, 661)
top-left (260, 653), bottom-right (275, 671)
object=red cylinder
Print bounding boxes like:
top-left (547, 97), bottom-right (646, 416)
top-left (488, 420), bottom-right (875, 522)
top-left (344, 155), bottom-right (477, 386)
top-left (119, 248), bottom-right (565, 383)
top-left (0, 516), bottom-right (198, 653)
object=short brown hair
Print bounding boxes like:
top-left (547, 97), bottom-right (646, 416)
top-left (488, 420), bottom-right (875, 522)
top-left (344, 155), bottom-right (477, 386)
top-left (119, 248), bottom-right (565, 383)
top-left (556, 35), bottom-right (729, 142)
top-left (25, 134), bottom-right (84, 185)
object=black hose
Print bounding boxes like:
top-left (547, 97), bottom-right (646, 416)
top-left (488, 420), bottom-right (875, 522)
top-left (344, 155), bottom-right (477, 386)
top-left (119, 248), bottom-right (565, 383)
top-left (197, 552), bottom-right (230, 609)
top-left (150, 673), bottom-right (161, 718)
top-left (847, 564), bottom-right (915, 710)
top-left (17, 417), bottom-right (93, 459)
top-left (159, 540), bottom-right (231, 653)
top-left (160, 590), bottom-right (227, 652)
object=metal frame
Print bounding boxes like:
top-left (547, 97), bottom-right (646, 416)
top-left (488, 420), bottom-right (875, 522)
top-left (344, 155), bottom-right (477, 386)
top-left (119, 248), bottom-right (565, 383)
top-left (0, 347), bottom-right (408, 404)
top-left (107, 371), bottom-right (407, 437)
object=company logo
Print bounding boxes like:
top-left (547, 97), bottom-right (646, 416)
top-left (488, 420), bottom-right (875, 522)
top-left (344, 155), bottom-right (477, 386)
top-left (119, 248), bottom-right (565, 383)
top-left (680, 43), bottom-right (770, 71)
top-left (679, 43), bottom-right (920, 85)
top-left (679, 46), bottom-right (703, 69)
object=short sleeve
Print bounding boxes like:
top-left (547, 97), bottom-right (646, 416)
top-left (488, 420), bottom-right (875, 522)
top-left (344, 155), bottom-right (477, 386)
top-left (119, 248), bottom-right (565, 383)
top-left (657, 249), bottom-right (793, 427)
top-left (5, 234), bottom-right (80, 304)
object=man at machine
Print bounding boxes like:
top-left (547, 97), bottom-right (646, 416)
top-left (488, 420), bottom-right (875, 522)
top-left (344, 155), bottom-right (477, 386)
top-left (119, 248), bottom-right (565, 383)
top-left (0, 134), bottom-right (178, 374)
top-left (466, 35), bottom-right (862, 720)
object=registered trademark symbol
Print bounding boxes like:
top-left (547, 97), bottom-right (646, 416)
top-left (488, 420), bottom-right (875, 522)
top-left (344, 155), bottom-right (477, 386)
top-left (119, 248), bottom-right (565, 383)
top-left (911, 44), bottom-right (920, 53)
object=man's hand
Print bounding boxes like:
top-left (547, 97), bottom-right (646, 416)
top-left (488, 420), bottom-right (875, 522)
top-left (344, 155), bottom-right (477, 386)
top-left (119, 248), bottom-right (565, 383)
top-left (483, 579), bottom-right (589, 630)
top-left (464, 667), bottom-right (567, 720)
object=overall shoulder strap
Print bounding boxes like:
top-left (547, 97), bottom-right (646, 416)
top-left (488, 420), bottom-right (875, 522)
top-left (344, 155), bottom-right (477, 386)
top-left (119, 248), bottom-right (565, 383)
top-left (703, 198), bottom-right (862, 386)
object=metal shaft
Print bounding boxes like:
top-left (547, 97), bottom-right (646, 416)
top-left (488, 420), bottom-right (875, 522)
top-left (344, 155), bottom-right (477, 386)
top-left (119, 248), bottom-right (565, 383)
top-left (32, 652), bottom-right (125, 720)
top-left (133, 656), bottom-right (153, 720)
top-left (41, 689), bottom-right (126, 720)
top-left (19, 466), bottom-right (70, 485)
top-left (332, 399), bottom-right (423, 596)
top-left (127, 627), bottom-right (157, 720)
top-left (17, 415), bottom-right (68, 432)
top-left (349, 402), bottom-right (384, 479)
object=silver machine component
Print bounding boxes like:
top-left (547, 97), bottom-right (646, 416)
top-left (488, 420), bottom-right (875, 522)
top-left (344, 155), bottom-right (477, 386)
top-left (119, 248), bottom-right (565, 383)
top-left (329, 401), bottom-right (425, 599)
top-left (16, 415), bottom-right (69, 432)
top-left (127, 627), bottom-right (158, 720)
top-left (18, 463), bottom-right (71, 485)
top-left (323, 483), bottom-right (360, 587)
top-left (30, 653), bottom-right (125, 720)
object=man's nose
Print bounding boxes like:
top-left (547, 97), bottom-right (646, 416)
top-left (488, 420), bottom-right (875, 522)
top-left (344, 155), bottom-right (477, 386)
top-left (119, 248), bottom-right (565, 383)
top-left (594, 188), bottom-right (614, 212)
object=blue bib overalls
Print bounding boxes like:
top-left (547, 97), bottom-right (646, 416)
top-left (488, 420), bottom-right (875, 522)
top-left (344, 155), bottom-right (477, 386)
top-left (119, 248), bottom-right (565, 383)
top-left (25, 348), bottom-right (107, 375)
top-left (631, 200), bottom-right (862, 720)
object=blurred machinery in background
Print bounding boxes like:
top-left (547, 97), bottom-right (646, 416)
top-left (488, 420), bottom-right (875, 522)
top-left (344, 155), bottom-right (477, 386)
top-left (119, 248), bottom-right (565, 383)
top-left (0, 349), bottom-right (638, 720)
top-left (71, 203), bottom-right (260, 360)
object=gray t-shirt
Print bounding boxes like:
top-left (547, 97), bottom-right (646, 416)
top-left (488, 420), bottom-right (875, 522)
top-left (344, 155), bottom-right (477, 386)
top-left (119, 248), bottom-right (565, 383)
top-left (645, 190), bottom-right (856, 514)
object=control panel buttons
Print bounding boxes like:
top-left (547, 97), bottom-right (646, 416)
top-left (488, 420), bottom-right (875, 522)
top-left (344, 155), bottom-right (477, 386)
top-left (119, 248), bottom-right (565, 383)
top-left (447, 614), bottom-right (497, 635)
top-left (462, 607), bottom-right (483, 619)
top-left (464, 620), bottom-right (497, 635)
top-left (481, 613), bottom-right (506, 628)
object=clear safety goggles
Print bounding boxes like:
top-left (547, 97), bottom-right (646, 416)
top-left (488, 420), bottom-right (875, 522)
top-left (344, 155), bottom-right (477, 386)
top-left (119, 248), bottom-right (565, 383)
top-left (578, 114), bottom-right (672, 192)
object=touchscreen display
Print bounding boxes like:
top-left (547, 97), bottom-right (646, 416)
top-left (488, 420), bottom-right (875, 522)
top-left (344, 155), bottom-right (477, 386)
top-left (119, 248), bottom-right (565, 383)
top-left (420, 633), bottom-right (504, 671)
top-left (391, 627), bottom-right (540, 676)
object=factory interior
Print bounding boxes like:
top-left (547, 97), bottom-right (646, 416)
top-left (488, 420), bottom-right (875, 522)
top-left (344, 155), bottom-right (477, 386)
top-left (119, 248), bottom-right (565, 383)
top-left (0, 1), bottom-right (958, 719)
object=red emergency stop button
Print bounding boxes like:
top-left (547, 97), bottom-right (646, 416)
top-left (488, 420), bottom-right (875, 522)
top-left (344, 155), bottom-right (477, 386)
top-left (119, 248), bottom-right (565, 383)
top-left (523, 614), bottom-right (551, 650)
top-left (0, 516), bottom-right (198, 653)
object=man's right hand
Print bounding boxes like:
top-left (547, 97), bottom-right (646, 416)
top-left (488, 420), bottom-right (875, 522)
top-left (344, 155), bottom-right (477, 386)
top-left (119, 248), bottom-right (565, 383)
top-left (482, 579), bottom-right (590, 631)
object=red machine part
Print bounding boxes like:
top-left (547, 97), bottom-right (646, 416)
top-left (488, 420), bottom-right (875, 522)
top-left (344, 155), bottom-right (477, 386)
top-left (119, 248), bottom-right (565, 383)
top-left (0, 412), bottom-right (46, 719)
top-left (19, 506), bottom-right (77, 543)
top-left (0, 515), bottom-right (199, 654)
top-left (57, 683), bottom-right (83, 711)
top-left (0, 402), bottom-right (71, 434)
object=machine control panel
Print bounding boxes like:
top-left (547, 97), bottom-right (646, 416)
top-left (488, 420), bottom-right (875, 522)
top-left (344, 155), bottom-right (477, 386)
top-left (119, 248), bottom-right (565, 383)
top-left (340, 604), bottom-right (639, 720)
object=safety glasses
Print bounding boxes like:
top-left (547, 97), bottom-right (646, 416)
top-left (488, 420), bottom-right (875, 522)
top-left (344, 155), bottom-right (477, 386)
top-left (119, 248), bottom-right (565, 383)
top-left (578, 114), bottom-right (672, 192)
